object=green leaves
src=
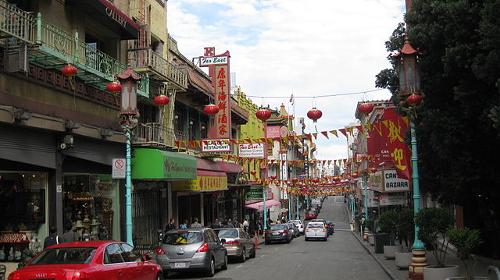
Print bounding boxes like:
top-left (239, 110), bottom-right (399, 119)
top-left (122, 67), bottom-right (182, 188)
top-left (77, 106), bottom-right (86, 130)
top-left (447, 227), bottom-right (482, 260)
top-left (415, 208), bottom-right (454, 267)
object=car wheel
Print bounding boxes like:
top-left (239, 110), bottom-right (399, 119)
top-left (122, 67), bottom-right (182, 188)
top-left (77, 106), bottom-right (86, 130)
top-left (205, 258), bottom-right (215, 277)
top-left (162, 271), bottom-right (169, 279)
top-left (305, 237), bottom-right (309, 241)
top-left (222, 254), bottom-right (228, 270)
top-left (240, 248), bottom-right (246, 262)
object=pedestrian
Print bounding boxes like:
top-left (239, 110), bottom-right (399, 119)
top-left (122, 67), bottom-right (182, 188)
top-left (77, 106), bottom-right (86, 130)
top-left (179, 219), bottom-right (188, 229)
top-left (243, 219), bottom-right (249, 233)
top-left (211, 218), bottom-right (221, 229)
top-left (61, 222), bottom-right (78, 243)
top-left (191, 218), bottom-right (202, 228)
top-left (165, 218), bottom-right (176, 233)
top-left (43, 226), bottom-right (61, 249)
top-left (226, 218), bottom-right (234, 228)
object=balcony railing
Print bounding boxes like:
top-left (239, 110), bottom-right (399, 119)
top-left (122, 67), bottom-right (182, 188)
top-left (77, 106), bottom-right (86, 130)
top-left (135, 122), bottom-right (177, 147)
top-left (0, 0), bottom-right (35, 43)
top-left (128, 48), bottom-right (187, 90)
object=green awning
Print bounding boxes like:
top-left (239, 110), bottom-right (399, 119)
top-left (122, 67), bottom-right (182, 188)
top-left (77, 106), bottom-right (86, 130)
top-left (132, 148), bottom-right (196, 180)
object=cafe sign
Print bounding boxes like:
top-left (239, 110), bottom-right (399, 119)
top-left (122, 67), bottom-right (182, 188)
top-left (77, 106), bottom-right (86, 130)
top-left (383, 169), bottom-right (410, 192)
top-left (202, 139), bottom-right (231, 153)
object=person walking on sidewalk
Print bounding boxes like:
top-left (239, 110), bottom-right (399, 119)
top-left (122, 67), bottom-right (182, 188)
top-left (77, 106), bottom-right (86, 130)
top-left (191, 218), bottom-right (202, 228)
top-left (165, 218), bottom-right (176, 233)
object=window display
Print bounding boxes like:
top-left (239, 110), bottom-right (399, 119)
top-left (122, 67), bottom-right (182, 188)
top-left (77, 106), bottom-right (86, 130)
top-left (63, 174), bottom-right (116, 241)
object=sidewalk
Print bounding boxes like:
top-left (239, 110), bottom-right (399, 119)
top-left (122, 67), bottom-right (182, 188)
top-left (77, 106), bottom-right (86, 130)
top-left (352, 230), bottom-right (500, 280)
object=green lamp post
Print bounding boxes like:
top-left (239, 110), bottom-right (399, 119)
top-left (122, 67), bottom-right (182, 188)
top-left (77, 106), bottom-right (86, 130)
top-left (397, 37), bottom-right (427, 279)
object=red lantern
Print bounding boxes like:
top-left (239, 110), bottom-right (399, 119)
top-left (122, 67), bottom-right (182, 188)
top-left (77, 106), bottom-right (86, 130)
top-left (358, 102), bottom-right (374, 114)
top-left (352, 172), bottom-right (359, 178)
top-left (105, 81), bottom-right (122, 95)
top-left (407, 93), bottom-right (423, 106)
top-left (255, 108), bottom-right (272, 122)
top-left (307, 107), bottom-right (322, 122)
top-left (203, 103), bottom-right (219, 115)
top-left (61, 64), bottom-right (77, 77)
top-left (154, 95), bottom-right (169, 106)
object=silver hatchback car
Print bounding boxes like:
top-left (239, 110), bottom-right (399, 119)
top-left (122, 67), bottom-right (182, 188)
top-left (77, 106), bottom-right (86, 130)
top-left (155, 228), bottom-right (228, 277)
top-left (214, 228), bottom-right (256, 262)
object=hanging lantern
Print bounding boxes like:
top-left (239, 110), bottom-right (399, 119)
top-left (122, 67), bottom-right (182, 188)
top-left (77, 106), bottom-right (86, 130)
top-left (203, 103), bottom-right (219, 115)
top-left (358, 102), bottom-right (374, 114)
top-left (154, 94), bottom-right (169, 106)
top-left (369, 167), bottom-right (377, 173)
top-left (407, 93), bottom-right (423, 106)
top-left (105, 81), bottom-right (122, 95)
top-left (307, 107), bottom-right (322, 122)
top-left (352, 172), bottom-right (359, 178)
top-left (61, 64), bottom-right (77, 77)
top-left (255, 108), bottom-right (272, 122)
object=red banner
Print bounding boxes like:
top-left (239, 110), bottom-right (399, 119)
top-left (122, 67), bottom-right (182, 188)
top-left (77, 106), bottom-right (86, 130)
top-left (381, 108), bottom-right (411, 179)
top-left (214, 64), bottom-right (231, 138)
top-left (368, 121), bottom-right (392, 167)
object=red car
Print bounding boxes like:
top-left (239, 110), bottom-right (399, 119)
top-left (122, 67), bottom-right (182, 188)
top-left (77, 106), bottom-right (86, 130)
top-left (305, 212), bottom-right (318, 220)
top-left (8, 241), bottom-right (162, 280)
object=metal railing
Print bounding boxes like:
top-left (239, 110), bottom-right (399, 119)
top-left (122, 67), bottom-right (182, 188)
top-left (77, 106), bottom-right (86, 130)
top-left (135, 122), bottom-right (177, 147)
top-left (0, 0), bottom-right (35, 43)
top-left (128, 48), bottom-right (187, 89)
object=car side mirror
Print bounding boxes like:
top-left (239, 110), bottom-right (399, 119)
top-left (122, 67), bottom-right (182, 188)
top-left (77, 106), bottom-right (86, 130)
top-left (141, 253), bottom-right (152, 262)
top-left (220, 239), bottom-right (226, 243)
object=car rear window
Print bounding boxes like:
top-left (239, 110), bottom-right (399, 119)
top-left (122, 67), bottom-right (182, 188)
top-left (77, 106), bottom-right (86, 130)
top-left (30, 247), bottom-right (96, 265)
top-left (271, 224), bottom-right (286, 230)
top-left (163, 231), bottom-right (203, 245)
top-left (217, 229), bottom-right (239, 238)
top-left (307, 223), bottom-right (324, 228)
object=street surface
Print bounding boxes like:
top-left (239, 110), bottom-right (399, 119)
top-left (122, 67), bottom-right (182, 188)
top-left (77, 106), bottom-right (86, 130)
top-left (168, 196), bottom-right (389, 280)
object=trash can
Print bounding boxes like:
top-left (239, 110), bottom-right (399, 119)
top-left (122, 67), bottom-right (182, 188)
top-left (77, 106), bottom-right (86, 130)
top-left (374, 233), bottom-right (389, 254)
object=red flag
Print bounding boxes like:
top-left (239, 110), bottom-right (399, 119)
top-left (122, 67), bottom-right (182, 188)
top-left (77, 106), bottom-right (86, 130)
top-left (339, 128), bottom-right (348, 137)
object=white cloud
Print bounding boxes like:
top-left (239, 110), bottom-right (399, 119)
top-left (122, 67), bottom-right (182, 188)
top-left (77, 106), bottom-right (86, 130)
top-left (168, 0), bottom-right (404, 159)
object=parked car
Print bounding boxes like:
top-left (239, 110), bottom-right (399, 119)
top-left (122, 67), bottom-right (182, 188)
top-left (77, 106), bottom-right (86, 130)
top-left (310, 218), bottom-right (327, 226)
top-left (265, 224), bottom-right (293, 244)
top-left (214, 228), bottom-right (255, 262)
top-left (305, 211), bottom-right (318, 220)
top-left (7, 241), bottom-right (162, 280)
top-left (155, 228), bottom-right (228, 277)
top-left (290, 220), bottom-right (304, 234)
top-left (285, 223), bottom-right (300, 238)
top-left (326, 221), bottom-right (335, 235)
top-left (305, 222), bottom-right (328, 241)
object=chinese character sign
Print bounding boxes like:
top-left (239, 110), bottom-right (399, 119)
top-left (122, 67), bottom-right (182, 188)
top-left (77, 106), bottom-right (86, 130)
top-left (381, 108), bottom-right (411, 179)
top-left (214, 65), bottom-right (231, 138)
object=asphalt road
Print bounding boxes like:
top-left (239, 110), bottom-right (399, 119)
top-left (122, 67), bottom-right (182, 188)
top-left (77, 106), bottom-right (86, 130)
top-left (168, 196), bottom-right (389, 280)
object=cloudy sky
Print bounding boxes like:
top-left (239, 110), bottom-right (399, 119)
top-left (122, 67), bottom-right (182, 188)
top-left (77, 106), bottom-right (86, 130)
top-left (167, 0), bottom-right (405, 160)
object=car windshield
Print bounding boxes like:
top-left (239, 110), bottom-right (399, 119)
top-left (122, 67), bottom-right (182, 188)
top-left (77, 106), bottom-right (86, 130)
top-left (307, 223), bottom-right (324, 228)
top-left (30, 247), bottom-right (96, 265)
top-left (217, 229), bottom-right (239, 238)
top-left (163, 231), bottom-right (203, 245)
top-left (271, 224), bottom-right (286, 230)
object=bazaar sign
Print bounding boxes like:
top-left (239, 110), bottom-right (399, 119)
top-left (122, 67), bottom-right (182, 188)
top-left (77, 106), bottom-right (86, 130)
top-left (239, 143), bottom-right (264, 158)
top-left (383, 169), bottom-right (410, 192)
top-left (201, 139), bottom-right (231, 153)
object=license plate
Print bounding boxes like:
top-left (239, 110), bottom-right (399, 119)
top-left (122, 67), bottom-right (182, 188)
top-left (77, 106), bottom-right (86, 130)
top-left (273, 233), bottom-right (279, 235)
top-left (174, 262), bottom-right (186, 268)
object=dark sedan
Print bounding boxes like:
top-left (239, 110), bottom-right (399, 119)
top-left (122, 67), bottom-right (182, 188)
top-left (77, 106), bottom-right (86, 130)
top-left (265, 224), bottom-right (293, 244)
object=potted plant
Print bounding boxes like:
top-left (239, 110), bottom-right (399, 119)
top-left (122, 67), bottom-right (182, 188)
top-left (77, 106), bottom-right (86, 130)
top-left (445, 227), bottom-right (486, 280)
top-left (395, 208), bottom-right (414, 269)
top-left (378, 210), bottom-right (402, 258)
top-left (415, 207), bottom-right (459, 280)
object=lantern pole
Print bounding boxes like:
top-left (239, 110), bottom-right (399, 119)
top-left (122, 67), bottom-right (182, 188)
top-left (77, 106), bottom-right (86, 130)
top-left (117, 68), bottom-right (141, 246)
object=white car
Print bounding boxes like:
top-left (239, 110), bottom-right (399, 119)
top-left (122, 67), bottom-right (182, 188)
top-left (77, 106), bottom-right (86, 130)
top-left (304, 222), bottom-right (328, 241)
top-left (290, 220), bottom-right (304, 234)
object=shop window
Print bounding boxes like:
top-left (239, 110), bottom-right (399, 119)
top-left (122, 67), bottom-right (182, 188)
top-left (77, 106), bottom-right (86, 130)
top-left (0, 172), bottom-right (46, 232)
top-left (63, 174), bottom-right (116, 241)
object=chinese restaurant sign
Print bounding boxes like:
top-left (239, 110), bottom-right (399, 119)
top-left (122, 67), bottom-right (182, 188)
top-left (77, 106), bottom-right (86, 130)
top-left (202, 139), bottom-right (231, 153)
top-left (172, 175), bottom-right (228, 192)
top-left (238, 143), bottom-right (264, 158)
top-left (215, 64), bottom-right (231, 138)
top-left (200, 56), bottom-right (229, 66)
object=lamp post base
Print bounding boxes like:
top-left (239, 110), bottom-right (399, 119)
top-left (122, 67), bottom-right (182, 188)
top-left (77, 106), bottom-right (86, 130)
top-left (408, 248), bottom-right (427, 280)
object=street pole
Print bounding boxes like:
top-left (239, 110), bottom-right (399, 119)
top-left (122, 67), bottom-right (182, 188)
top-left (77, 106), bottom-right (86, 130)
top-left (363, 174), bottom-right (368, 221)
top-left (263, 122), bottom-right (268, 231)
top-left (125, 130), bottom-right (133, 245)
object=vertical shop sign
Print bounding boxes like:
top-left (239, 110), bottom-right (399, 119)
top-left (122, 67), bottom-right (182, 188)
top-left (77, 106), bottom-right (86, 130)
top-left (381, 108), bottom-right (411, 179)
top-left (215, 64), bottom-right (231, 138)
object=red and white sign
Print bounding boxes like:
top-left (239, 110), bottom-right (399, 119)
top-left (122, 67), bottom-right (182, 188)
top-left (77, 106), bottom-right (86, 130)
top-left (266, 126), bottom-right (281, 139)
top-left (239, 143), bottom-right (264, 158)
top-left (201, 139), bottom-right (231, 153)
top-left (215, 64), bottom-right (231, 138)
top-left (112, 158), bottom-right (126, 179)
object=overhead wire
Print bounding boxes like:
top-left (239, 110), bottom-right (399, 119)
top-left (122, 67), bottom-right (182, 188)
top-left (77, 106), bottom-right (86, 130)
top-left (244, 88), bottom-right (384, 99)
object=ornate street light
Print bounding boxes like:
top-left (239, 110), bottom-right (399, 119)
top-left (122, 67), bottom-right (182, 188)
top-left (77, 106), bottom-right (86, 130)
top-left (397, 36), bottom-right (427, 279)
top-left (117, 67), bottom-right (141, 246)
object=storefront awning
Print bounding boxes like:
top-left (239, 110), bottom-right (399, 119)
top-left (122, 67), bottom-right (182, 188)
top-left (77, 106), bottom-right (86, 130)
top-left (197, 159), bottom-right (242, 173)
top-left (245, 199), bottom-right (281, 211)
top-left (172, 169), bottom-right (228, 192)
top-left (67, 0), bottom-right (140, 39)
top-left (132, 148), bottom-right (197, 180)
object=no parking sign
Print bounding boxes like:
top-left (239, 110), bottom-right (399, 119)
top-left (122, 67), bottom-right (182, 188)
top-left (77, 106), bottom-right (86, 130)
top-left (112, 158), bottom-right (126, 179)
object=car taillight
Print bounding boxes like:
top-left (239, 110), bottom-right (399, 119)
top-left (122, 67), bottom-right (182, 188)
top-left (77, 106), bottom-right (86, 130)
top-left (197, 243), bottom-right (209, 253)
top-left (283, 230), bottom-right (289, 234)
top-left (155, 247), bottom-right (166, 255)
top-left (224, 240), bottom-right (240, 245)
top-left (72, 271), bottom-right (89, 280)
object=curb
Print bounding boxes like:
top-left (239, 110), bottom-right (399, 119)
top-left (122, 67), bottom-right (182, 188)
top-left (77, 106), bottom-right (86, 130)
top-left (351, 231), bottom-right (398, 280)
